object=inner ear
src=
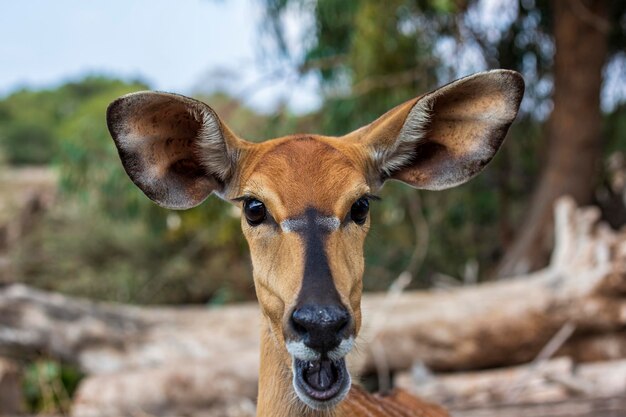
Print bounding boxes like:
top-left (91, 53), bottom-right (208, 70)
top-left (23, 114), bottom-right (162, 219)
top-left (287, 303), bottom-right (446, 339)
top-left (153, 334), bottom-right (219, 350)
top-left (396, 71), bottom-right (523, 189)
top-left (353, 70), bottom-right (524, 190)
top-left (107, 92), bottom-right (238, 209)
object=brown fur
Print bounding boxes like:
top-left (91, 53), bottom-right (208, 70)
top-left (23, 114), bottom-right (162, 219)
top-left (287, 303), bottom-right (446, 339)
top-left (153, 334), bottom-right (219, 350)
top-left (107, 70), bottom-right (525, 417)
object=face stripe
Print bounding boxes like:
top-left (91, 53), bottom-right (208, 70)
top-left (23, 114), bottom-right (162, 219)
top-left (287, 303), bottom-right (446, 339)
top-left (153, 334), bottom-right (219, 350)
top-left (289, 208), bottom-right (343, 307)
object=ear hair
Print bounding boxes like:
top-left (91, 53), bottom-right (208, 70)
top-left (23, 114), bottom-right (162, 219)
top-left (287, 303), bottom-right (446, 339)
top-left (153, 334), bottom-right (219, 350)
top-left (192, 105), bottom-right (237, 182)
top-left (375, 98), bottom-right (433, 177)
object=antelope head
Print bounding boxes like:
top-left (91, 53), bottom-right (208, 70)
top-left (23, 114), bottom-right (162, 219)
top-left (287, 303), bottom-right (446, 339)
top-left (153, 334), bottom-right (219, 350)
top-left (107, 70), bottom-right (523, 413)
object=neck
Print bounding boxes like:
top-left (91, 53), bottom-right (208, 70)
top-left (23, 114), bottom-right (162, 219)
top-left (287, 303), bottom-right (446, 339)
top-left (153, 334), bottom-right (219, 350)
top-left (257, 317), bottom-right (343, 417)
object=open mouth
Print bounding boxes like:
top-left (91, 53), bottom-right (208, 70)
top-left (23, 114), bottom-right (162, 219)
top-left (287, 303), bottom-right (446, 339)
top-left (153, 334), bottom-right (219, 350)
top-left (293, 357), bottom-right (350, 408)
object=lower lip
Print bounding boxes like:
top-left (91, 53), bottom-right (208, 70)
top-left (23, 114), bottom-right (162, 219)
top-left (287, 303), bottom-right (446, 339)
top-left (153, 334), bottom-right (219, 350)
top-left (294, 357), bottom-right (347, 401)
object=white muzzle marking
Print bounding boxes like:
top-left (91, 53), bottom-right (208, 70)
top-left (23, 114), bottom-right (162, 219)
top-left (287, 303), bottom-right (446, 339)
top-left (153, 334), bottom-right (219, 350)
top-left (286, 340), bottom-right (321, 362)
top-left (280, 216), bottom-right (340, 233)
top-left (286, 336), bottom-right (354, 362)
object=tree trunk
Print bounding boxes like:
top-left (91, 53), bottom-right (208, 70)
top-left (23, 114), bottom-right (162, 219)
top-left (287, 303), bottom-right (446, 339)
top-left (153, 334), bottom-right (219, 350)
top-left (497, 0), bottom-right (609, 277)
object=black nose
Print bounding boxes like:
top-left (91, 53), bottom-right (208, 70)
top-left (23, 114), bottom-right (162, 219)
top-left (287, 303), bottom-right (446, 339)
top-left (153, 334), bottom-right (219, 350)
top-left (290, 304), bottom-right (350, 352)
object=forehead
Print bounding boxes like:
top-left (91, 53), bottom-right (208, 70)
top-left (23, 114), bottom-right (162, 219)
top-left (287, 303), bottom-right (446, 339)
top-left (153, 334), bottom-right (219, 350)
top-left (239, 136), bottom-right (368, 217)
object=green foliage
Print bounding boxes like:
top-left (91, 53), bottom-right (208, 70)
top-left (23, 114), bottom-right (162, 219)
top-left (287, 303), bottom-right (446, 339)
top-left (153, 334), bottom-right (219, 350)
top-left (0, 77), bottom-right (148, 165)
top-left (2, 121), bottom-right (56, 164)
top-left (606, 104), bottom-right (626, 154)
top-left (23, 360), bottom-right (83, 414)
top-left (13, 201), bottom-right (253, 304)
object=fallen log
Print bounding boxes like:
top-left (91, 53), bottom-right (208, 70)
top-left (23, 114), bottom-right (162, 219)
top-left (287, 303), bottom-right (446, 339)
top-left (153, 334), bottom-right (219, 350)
top-left (559, 332), bottom-right (626, 362)
top-left (395, 357), bottom-right (626, 407)
top-left (72, 358), bottom-right (259, 417)
top-left (396, 357), bottom-right (626, 417)
top-left (0, 285), bottom-right (261, 374)
top-left (450, 396), bottom-right (626, 417)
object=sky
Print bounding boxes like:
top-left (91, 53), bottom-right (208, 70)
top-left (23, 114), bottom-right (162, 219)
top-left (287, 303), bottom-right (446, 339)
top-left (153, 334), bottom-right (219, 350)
top-left (0, 0), bottom-right (321, 113)
top-left (1, 1), bottom-right (623, 115)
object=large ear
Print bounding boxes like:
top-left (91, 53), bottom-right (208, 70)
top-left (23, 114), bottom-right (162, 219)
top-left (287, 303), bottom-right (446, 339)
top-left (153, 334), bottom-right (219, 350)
top-left (348, 70), bottom-right (524, 189)
top-left (107, 92), bottom-right (243, 209)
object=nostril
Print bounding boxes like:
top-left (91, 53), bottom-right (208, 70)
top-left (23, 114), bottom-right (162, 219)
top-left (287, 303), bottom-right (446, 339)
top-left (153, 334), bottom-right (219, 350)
top-left (291, 307), bottom-right (316, 335)
top-left (290, 305), bottom-right (351, 351)
top-left (290, 312), bottom-right (308, 336)
top-left (335, 310), bottom-right (350, 332)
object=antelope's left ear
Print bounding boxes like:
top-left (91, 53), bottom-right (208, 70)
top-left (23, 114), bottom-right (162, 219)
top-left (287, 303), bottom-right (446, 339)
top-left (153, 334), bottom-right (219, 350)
top-left (107, 92), bottom-right (245, 209)
top-left (349, 70), bottom-right (524, 189)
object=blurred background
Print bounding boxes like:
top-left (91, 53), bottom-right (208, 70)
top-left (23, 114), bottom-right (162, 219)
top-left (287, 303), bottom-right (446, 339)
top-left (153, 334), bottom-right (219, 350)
top-left (0, 0), bottom-right (625, 416)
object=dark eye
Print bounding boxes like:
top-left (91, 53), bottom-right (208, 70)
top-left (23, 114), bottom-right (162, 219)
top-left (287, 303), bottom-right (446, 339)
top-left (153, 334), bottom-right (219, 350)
top-left (244, 198), bottom-right (266, 226)
top-left (350, 197), bottom-right (370, 225)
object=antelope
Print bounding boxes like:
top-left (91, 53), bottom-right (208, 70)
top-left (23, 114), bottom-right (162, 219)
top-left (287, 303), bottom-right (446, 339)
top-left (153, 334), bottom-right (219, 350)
top-left (107, 70), bottom-right (524, 417)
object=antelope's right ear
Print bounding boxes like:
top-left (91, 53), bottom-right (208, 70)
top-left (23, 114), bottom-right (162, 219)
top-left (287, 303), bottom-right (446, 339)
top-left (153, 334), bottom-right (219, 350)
top-left (347, 70), bottom-right (524, 190)
top-left (107, 92), bottom-right (244, 209)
